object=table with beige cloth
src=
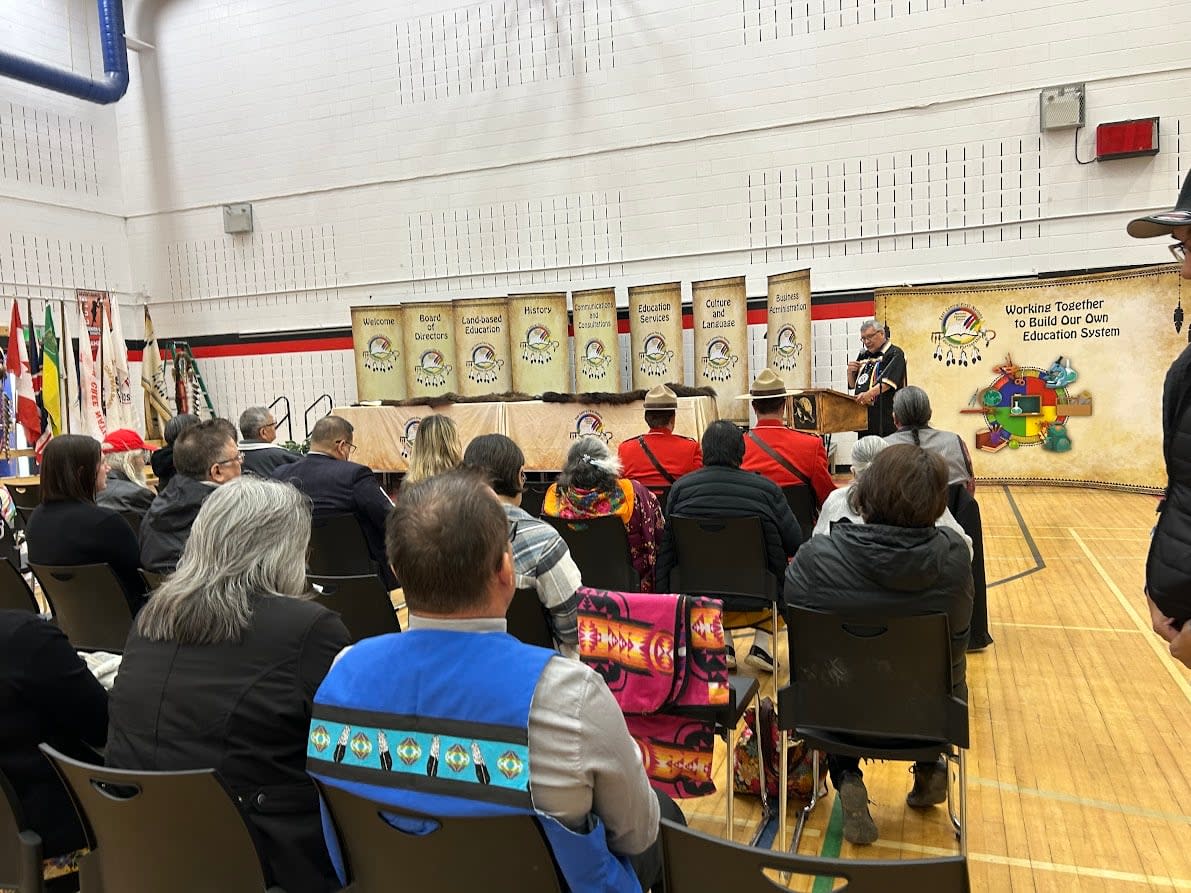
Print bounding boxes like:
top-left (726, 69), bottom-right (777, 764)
top-left (335, 396), bottom-right (717, 472)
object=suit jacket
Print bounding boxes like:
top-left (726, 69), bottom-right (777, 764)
top-left (273, 453), bottom-right (396, 588)
top-left (239, 440), bottom-right (301, 478)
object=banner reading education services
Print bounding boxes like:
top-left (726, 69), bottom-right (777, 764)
top-left (628, 282), bottom-right (683, 390)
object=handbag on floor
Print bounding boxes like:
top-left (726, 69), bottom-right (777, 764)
top-left (732, 696), bottom-right (823, 800)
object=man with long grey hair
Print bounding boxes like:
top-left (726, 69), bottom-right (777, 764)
top-left (107, 476), bottom-right (349, 893)
top-left (847, 318), bottom-right (906, 436)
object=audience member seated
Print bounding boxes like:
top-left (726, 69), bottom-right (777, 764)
top-left (96, 428), bottom-right (157, 519)
top-left (814, 435), bottom-right (972, 557)
top-left (26, 434), bottom-right (147, 613)
top-left (463, 433), bottom-right (582, 658)
top-left (400, 413), bottom-right (462, 489)
top-left (656, 420), bottom-right (801, 672)
top-left (738, 368), bottom-right (836, 508)
top-left (885, 386), bottom-right (975, 494)
top-left (0, 610), bottom-right (108, 863)
top-left (784, 444), bottom-right (973, 846)
top-left (274, 415), bottom-right (396, 589)
top-left (149, 412), bottom-right (199, 489)
top-left (140, 420), bottom-right (243, 573)
top-left (309, 470), bottom-right (681, 893)
top-left (617, 385), bottom-right (702, 496)
top-left (238, 405), bottom-right (300, 477)
top-left (543, 435), bottom-right (665, 592)
top-left (106, 477), bottom-right (349, 893)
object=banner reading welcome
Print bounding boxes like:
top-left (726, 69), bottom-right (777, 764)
top-left (350, 304), bottom-right (406, 401)
top-left (572, 287), bottom-right (621, 390)
top-left (766, 269), bottom-right (812, 390)
top-left (876, 265), bottom-right (1188, 490)
top-left (401, 301), bottom-right (459, 398)
top-left (509, 292), bottom-right (570, 394)
top-left (455, 297), bottom-right (512, 397)
top-left (629, 282), bottom-right (684, 389)
top-left (692, 276), bottom-right (748, 421)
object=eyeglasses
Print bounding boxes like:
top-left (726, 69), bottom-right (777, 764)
top-left (214, 452), bottom-right (244, 467)
top-left (1171, 242), bottom-right (1189, 263)
top-left (335, 439), bottom-right (358, 454)
top-left (860, 331), bottom-right (882, 343)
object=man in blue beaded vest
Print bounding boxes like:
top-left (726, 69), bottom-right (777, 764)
top-left (308, 469), bottom-right (671, 892)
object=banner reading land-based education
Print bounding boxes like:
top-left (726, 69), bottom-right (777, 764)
top-left (572, 287), bottom-right (621, 390)
top-left (876, 265), bottom-right (1189, 491)
top-left (629, 282), bottom-right (683, 389)
top-left (350, 304), bottom-right (406, 401)
top-left (401, 302), bottom-right (459, 398)
top-left (692, 276), bottom-right (748, 422)
top-left (455, 298), bottom-right (512, 396)
top-left (766, 269), bottom-right (812, 389)
top-left (509, 293), bottom-right (570, 394)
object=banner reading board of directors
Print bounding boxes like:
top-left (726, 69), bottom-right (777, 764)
top-left (455, 297), bottom-right (512, 396)
top-left (766, 269), bottom-right (812, 390)
top-left (509, 292), bottom-right (571, 394)
top-left (572, 287), bottom-right (621, 391)
top-left (628, 282), bottom-right (684, 390)
top-left (876, 265), bottom-right (1188, 491)
top-left (692, 276), bottom-right (748, 422)
top-left (351, 304), bottom-right (407, 401)
top-left (401, 301), bottom-right (459, 398)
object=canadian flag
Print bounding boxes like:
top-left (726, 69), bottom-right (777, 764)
top-left (6, 302), bottom-right (41, 444)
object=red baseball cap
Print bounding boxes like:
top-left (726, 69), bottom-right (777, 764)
top-left (102, 429), bottom-right (158, 454)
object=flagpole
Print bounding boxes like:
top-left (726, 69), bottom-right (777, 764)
top-left (59, 299), bottom-right (71, 435)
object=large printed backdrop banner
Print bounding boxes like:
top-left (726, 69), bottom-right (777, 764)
top-left (351, 305), bottom-right (406, 401)
top-left (509, 293), bottom-right (571, 395)
top-left (629, 282), bottom-right (684, 390)
top-left (402, 302), bottom-right (459, 398)
top-left (692, 276), bottom-right (748, 422)
top-left (876, 265), bottom-right (1188, 491)
top-left (766, 269), bottom-right (812, 389)
top-left (572, 287), bottom-right (621, 390)
top-left (455, 298), bottom-right (512, 396)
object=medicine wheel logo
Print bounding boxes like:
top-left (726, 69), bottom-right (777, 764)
top-left (570, 410), bottom-right (613, 443)
top-left (580, 338), bottom-right (613, 380)
top-left (362, 334), bottom-right (397, 373)
top-left (967, 354), bottom-right (1093, 454)
top-left (772, 324), bottom-right (803, 373)
top-left (399, 417), bottom-right (422, 459)
top-left (466, 342), bottom-right (504, 385)
top-left (415, 349), bottom-right (452, 388)
top-left (638, 333), bottom-right (674, 377)
top-left (931, 304), bottom-right (997, 368)
top-left (700, 336), bottom-right (738, 383)
top-left (520, 324), bottom-right (559, 365)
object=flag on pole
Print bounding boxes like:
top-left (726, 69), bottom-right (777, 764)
top-left (25, 301), bottom-right (50, 458)
top-left (40, 304), bottom-right (61, 441)
top-left (141, 306), bottom-right (171, 440)
top-left (106, 295), bottom-right (136, 429)
top-left (6, 302), bottom-right (41, 445)
top-left (75, 301), bottom-right (106, 439)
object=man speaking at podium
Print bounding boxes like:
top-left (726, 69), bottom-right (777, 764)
top-left (847, 319), bottom-right (907, 437)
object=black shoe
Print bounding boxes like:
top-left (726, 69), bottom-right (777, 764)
top-left (967, 639), bottom-right (993, 653)
top-left (744, 645), bottom-right (774, 673)
top-left (836, 773), bottom-right (878, 845)
top-left (906, 759), bottom-right (949, 808)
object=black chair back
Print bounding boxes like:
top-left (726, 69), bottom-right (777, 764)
top-left (140, 569), bottom-right (166, 591)
top-left (782, 484), bottom-right (815, 541)
top-left (651, 486), bottom-right (671, 514)
top-left (309, 513), bottom-right (375, 577)
top-left (667, 515), bottom-right (777, 610)
top-left (119, 510), bottom-right (143, 538)
top-left (779, 606), bottom-right (968, 753)
top-left (660, 819), bottom-right (970, 893)
top-left (39, 746), bottom-right (282, 893)
top-left (506, 587), bottom-right (554, 649)
top-left (0, 559), bottom-right (38, 613)
top-left (0, 770), bottom-right (44, 893)
top-left (31, 563), bottom-right (134, 653)
top-left (315, 780), bottom-right (562, 893)
top-left (9, 485), bottom-right (40, 526)
top-left (541, 514), bottom-right (639, 592)
top-left (309, 574), bottom-right (401, 642)
top-left (948, 484), bottom-right (991, 650)
top-left (520, 483), bottom-right (548, 519)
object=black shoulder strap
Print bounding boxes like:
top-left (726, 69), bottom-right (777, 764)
top-left (635, 435), bottom-right (677, 484)
top-left (745, 430), bottom-right (812, 488)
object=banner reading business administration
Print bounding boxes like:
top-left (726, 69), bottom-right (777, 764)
top-left (454, 297), bottom-right (512, 396)
top-left (572, 288), bottom-right (621, 391)
top-left (509, 293), bottom-right (570, 394)
top-left (350, 304), bottom-right (407, 400)
top-left (876, 265), bottom-right (1189, 491)
top-left (628, 282), bottom-right (683, 390)
top-left (766, 269), bottom-right (811, 390)
top-left (692, 276), bottom-right (748, 421)
top-left (401, 301), bottom-right (459, 398)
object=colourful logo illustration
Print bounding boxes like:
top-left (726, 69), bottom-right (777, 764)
top-left (772, 324), bottom-right (804, 373)
top-left (570, 410), bottom-right (614, 443)
top-left (932, 304), bottom-right (997, 368)
top-left (700, 336), bottom-right (739, 383)
top-left (415, 349), bottom-right (452, 388)
top-left (350, 732), bottom-right (373, 761)
top-left (361, 334), bottom-right (398, 373)
top-left (519, 324), bottom-right (559, 365)
top-left (966, 354), bottom-right (1093, 453)
top-left (580, 338), bottom-right (614, 380)
top-left (398, 416), bottom-right (422, 460)
top-left (638, 333), bottom-right (674, 377)
top-left (466, 342), bottom-right (504, 385)
top-left (444, 743), bottom-right (470, 773)
top-left (309, 725), bottom-right (330, 753)
top-left (396, 737), bottom-right (422, 766)
top-left (497, 750), bottom-right (525, 780)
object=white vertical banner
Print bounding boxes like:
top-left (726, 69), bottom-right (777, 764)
top-left (75, 302), bottom-right (106, 439)
top-left (105, 295), bottom-right (137, 430)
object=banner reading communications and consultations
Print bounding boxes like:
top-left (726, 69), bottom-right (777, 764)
top-left (572, 288), bottom-right (621, 390)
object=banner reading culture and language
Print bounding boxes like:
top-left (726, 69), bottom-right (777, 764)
top-left (401, 301), bottom-right (459, 398)
top-left (351, 305), bottom-right (406, 400)
top-left (629, 282), bottom-right (683, 390)
top-left (454, 297), bottom-right (512, 397)
top-left (766, 269), bottom-right (812, 390)
top-left (509, 292), bottom-right (571, 394)
top-left (692, 276), bottom-right (749, 422)
top-left (876, 265), bottom-right (1189, 490)
top-left (572, 287), bottom-right (621, 390)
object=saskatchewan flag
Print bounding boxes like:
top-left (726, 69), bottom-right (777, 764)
top-left (41, 305), bottom-right (61, 437)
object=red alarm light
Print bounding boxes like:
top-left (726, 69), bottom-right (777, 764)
top-left (1095, 118), bottom-right (1159, 160)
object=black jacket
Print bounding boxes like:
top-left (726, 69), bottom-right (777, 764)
top-left (0, 611), bottom-right (108, 857)
top-left (240, 441), bottom-right (301, 478)
top-left (96, 470), bottom-right (156, 518)
top-left (273, 453), bottom-right (396, 588)
top-left (785, 522), bottom-right (973, 697)
top-left (149, 444), bottom-right (177, 489)
top-left (106, 594), bottom-right (350, 893)
top-left (139, 475), bottom-right (217, 573)
top-left (656, 464), bottom-right (802, 592)
top-left (1147, 342), bottom-right (1191, 624)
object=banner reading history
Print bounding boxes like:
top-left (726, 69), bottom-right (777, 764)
top-left (692, 276), bottom-right (749, 421)
top-left (350, 304), bottom-right (406, 401)
top-left (401, 301), bottom-right (459, 398)
top-left (572, 287), bottom-right (621, 390)
top-left (509, 292), bottom-right (571, 394)
top-left (766, 269), bottom-right (812, 389)
top-left (628, 282), bottom-right (684, 390)
top-left (876, 265), bottom-right (1189, 491)
top-left (454, 297), bottom-right (512, 396)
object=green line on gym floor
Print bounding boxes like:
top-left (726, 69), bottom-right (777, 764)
top-left (810, 797), bottom-right (843, 893)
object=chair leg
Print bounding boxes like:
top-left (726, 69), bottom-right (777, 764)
top-left (724, 723), bottom-right (734, 842)
top-left (778, 730), bottom-right (788, 850)
top-left (749, 698), bottom-right (769, 848)
top-left (770, 606), bottom-right (781, 703)
top-left (791, 749), bottom-right (820, 853)
top-left (948, 747), bottom-right (968, 855)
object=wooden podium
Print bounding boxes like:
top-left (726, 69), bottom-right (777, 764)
top-left (787, 389), bottom-right (868, 434)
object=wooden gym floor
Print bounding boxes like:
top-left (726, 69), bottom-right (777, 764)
top-left (678, 485), bottom-right (1191, 892)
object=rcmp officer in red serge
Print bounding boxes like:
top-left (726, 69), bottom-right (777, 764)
top-left (738, 368), bottom-right (836, 509)
top-left (848, 318), bottom-right (907, 437)
top-left (617, 384), bottom-right (703, 497)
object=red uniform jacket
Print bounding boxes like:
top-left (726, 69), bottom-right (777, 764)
top-left (741, 418), bottom-right (835, 507)
top-left (618, 428), bottom-right (703, 492)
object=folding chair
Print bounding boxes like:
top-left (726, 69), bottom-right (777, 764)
top-left (505, 587), bottom-right (555, 649)
top-left (541, 514), bottom-right (639, 592)
top-left (781, 484), bottom-right (816, 542)
top-left (308, 514), bottom-right (375, 578)
top-left (0, 558), bottom-right (39, 613)
top-left (9, 485), bottom-right (40, 527)
top-left (31, 564), bottom-right (135, 653)
top-left (777, 607), bottom-right (969, 854)
top-left (308, 574), bottom-right (401, 642)
top-left (948, 484), bottom-right (992, 651)
top-left (139, 569), bottom-right (166, 591)
top-left (0, 770), bottom-right (44, 893)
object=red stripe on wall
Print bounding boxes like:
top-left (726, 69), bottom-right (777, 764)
top-left (813, 300), bottom-right (875, 321)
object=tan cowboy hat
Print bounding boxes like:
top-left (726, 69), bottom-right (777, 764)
top-left (735, 367), bottom-right (795, 400)
top-left (643, 384), bottom-right (679, 410)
